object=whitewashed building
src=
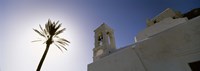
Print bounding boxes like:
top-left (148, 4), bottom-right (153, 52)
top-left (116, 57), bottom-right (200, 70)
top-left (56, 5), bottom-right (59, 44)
top-left (88, 8), bottom-right (200, 71)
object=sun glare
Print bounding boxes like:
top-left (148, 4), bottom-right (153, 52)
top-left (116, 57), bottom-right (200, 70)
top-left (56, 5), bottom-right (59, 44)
top-left (2, 2), bottom-right (92, 70)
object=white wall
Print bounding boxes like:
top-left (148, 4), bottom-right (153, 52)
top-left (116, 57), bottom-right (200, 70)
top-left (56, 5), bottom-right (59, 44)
top-left (88, 44), bottom-right (146, 71)
top-left (135, 17), bottom-right (188, 42)
top-left (135, 16), bottom-right (200, 71)
top-left (88, 16), bottom-right (200, 71)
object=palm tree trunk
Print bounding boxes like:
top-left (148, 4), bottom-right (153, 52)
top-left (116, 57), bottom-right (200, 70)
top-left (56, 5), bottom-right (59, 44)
top-left (36, 43), bottom-right (51, 71)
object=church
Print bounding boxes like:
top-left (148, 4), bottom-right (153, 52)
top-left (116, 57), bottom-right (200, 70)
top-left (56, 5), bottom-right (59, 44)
top-left (88, 8), bottom-right (200, 71)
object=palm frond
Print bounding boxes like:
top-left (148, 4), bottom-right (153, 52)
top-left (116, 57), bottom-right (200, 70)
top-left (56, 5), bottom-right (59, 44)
top-left (32, 40), bottom-right (42, 42)
top-left (43, 29), bottom-right (48, 37)
top-left (60, 38), bottom-right (70, 43)
top-left (33, 19), bottom-right (70, 53)
top-left (55, 28), bottom-right (66, 35)
top-left (55, 21), bottom-right (59, 25)
top-left (33, 29), bottom-right (45, 37)
top-left (54, 43), bottom-right (63, 52)
top-left (55, 23), bottom-right (61, 32)
top-left (58, 44), bottom-right (67, 51)
top-left (54, 36), bottom-right (70, 43)
top-left (56, 41), bottom-right (69, 46)
top-left (54, 35), bottom-right (59, 38)
top-left (39, 25), bottom-right (44, 32)
top-left (45, 23), bottom-right (50, 34)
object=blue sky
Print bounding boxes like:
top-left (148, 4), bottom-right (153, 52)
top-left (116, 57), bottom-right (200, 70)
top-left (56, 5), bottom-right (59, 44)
top-left (0, 0), bottom-right (199, 71)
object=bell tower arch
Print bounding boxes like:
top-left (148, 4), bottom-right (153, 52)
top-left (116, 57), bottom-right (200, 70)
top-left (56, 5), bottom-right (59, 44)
top-left (93, 23), bottom-right (116, 61)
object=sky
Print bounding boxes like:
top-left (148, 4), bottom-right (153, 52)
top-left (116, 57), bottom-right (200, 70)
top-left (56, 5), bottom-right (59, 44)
top-left (0, 0), bottom-right (199, 71)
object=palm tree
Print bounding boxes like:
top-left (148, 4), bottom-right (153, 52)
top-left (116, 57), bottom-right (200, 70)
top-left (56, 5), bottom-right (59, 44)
top-left (33, 19), bottom-right (70, 71)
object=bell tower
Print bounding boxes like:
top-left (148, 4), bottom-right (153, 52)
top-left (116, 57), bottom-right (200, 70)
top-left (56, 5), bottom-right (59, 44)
top-left (93, 23), bottom-right (116, 61)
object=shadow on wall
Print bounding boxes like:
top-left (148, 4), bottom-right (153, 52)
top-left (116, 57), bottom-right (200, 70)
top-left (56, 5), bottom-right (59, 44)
top-left (183, 8), bottom-right (200, 19)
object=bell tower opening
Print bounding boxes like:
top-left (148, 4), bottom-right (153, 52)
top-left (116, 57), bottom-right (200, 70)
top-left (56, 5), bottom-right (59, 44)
top-left (107, 32), bottom-right (111, 45)
top-left (93, 23), bottom-right (116, 61)
top-left (98, 32), bottom-right (103, 46)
